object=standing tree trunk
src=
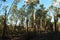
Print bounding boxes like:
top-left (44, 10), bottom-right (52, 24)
top-left (40, 17), bottom-right (43, 32)
top-left (44, 18), bottom-right (46, 32)
top-left (31, 13), bottom-right (34, 28)
top-left (2, 13), bottom-right (7, 40)
top-left (54, 16), bottom-right (58, 32)
top-left (26, 18), bottom-right (28, 32)
top-left (33, 13), bottom-right (37, 34)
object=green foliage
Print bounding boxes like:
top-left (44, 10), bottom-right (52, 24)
top-left (0, 15), bottom-right (3, 26)
top-left (57, 22), bottom-right (60, 27)
top-left (1, 0), bottom-right (60, 36)
top-left (26, 0), bottom-right (39, 5)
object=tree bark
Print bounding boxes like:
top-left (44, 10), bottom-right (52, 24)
top-left (54, 16), bottom-right (58, 32)
top-left (26, 19), bottom-right (28, 32)
top-left (2, 14), bottom-right (7, 40)
top-left (40, 17), bottom-right (43, 32)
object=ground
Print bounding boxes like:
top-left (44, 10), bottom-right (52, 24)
top-left (0, 31), bottom-right (60, 40)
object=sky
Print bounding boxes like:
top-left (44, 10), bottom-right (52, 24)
top-left (0, 0), bottom-right (58, 22)
top-left (40, 0), bottom-right (53, 9)
top-left (0, 0), bottom-right (53, 12)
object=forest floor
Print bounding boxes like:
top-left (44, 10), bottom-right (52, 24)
top-left (0, 31), bottom-right (60, 40)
